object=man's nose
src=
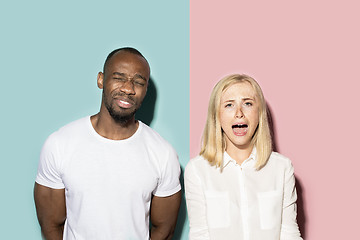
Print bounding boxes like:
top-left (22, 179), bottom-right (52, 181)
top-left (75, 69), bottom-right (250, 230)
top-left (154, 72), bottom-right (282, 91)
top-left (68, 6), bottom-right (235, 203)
top-left (120, 80), bottom-right (135, 95)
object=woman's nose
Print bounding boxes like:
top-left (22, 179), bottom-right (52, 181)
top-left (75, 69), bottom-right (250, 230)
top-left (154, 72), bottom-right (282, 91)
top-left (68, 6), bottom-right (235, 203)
top-left (235, 107), bottom-right (244, 118)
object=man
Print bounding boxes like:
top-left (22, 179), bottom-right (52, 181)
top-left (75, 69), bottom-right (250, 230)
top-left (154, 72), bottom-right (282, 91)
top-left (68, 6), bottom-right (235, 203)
top-left (34, 47), bottom-right (182, 240)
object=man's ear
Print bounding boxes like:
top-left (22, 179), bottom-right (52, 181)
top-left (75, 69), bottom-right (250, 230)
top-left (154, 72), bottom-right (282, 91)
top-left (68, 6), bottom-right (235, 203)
top-left (97, 72), bottom-right (104, 89)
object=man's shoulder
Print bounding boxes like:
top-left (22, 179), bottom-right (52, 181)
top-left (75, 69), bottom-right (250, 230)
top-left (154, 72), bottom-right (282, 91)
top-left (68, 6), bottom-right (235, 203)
top-left (137, 122), bottom-right (179, 169)
top-left (39, 116), bottom-right (90, 165)
top-left (46, 116), bottom-right (90, 142)
top-left (138, 121), bottom-right (173, 148)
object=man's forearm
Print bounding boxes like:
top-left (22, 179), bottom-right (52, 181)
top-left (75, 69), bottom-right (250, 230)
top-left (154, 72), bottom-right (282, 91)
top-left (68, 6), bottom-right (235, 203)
top-left (150, 225), bottom-right (175, 240)
top-left (41, 224), bottom-right (64, 240)
top-left (150, 192), bottom-right (181, 240)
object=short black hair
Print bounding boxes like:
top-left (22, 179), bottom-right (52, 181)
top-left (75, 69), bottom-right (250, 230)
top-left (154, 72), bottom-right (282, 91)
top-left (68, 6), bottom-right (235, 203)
top-left (103, 47), bottom-right (149, 73)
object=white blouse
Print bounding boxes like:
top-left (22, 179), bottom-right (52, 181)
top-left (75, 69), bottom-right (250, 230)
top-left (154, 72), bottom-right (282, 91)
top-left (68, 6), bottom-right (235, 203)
top-left (185, 149), bottom-right (302, 240)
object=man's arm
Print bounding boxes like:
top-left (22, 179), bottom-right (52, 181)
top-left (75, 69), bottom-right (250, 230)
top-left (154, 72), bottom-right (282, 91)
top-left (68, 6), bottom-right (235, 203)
top-left (150, 191), bottom-right (181, 240)
top-left (34, 183), bottom-right (66, 240)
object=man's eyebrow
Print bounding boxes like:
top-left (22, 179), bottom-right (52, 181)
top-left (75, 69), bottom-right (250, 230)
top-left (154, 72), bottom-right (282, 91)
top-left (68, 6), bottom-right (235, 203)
top-left (112, 72), bottom-right (147, 81)
top-left (133, 73), bottom-right (147, 81)
top-left (112, 72), bottom-right (126, 77)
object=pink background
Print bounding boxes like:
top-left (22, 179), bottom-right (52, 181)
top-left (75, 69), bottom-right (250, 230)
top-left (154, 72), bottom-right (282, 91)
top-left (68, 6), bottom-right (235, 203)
top-left (190, 1), bottom-right (360, 239)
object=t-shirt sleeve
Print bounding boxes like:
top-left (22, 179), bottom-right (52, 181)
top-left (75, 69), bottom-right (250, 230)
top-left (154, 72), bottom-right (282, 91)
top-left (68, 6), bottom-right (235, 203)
top-left (35, 134), bottom-right (65, 189)
top-left (153, 145), bottom-right (181, 197)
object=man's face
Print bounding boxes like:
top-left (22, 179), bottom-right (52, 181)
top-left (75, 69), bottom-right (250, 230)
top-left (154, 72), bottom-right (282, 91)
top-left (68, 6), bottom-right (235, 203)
top-left (98, 51), bottom-right (150, 123)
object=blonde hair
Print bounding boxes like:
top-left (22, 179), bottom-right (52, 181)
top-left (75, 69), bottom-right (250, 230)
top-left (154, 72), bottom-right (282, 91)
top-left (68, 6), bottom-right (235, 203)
top-left (200, 74), bottom-right (272, 170)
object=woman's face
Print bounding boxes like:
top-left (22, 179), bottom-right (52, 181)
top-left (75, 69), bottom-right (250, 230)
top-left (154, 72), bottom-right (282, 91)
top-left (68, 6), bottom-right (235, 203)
top-left (219, 82), bottom-right (259, 152)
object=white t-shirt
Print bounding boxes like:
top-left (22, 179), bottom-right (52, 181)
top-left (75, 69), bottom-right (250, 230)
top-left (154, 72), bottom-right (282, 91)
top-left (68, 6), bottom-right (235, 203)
top-left (185, 148), bottom-right (302, 240)
top-left (36, 116), bottom-right (181, 240)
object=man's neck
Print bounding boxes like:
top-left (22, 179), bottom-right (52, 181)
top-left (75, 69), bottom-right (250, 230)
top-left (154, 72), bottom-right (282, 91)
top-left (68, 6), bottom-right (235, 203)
top-left (90, 111), bottom-right (139, 140)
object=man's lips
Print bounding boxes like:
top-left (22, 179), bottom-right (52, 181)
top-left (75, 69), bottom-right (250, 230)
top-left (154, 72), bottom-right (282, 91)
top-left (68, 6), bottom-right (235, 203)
top-left (232, 123), bottom-right (248, 136)
top-left (114, 97), bottom-right (135, 109)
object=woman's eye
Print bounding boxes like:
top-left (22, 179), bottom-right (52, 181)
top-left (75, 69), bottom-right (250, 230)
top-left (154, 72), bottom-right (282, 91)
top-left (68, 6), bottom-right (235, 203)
top-left (244, 102), bottom-right (252, 107)
top-left (225, 103), bottom-right (233, 108)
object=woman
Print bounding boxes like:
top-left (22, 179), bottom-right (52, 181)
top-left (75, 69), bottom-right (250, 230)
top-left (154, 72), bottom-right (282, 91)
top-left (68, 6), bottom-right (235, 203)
top-left (185, 74), bottom-right (302, 240)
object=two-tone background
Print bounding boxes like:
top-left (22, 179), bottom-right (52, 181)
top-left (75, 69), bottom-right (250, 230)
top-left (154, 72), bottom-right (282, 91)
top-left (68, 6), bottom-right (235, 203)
top-left (1, 1), bottom-right (359, 239)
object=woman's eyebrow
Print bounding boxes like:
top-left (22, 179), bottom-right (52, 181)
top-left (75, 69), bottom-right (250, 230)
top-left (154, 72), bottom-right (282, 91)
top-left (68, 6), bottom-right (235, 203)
top-left (242, 97), bottom-right (255, 101)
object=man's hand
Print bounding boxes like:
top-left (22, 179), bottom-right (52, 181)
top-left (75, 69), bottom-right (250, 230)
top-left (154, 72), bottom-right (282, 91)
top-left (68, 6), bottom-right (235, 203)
top-left (150, 191), bottom-right (181, 240)
top-left (34, 183), bottom-right (66, 240)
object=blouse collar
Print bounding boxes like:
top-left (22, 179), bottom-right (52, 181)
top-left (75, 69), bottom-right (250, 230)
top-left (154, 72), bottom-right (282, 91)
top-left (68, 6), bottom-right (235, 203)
top-left (222, 147), bottom-right (257, 169)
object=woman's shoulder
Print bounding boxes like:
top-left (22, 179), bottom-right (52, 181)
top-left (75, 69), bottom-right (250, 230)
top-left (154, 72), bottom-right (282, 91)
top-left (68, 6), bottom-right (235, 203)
top-left (185, 155), bottom-right (213, 174)
top-left (270, 151), bottom-right (290, 161)
top-left (186, 155), bottom-right (208, 168)
top-left (267, 151), bottom-right (294, 170)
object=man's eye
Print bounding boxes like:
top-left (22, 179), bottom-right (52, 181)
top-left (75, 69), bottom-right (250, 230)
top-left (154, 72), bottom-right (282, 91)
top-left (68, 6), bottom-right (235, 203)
top-left (134, 81), bottom-right (145, 86)
top-left (114, 78), bottom-right (126, 81)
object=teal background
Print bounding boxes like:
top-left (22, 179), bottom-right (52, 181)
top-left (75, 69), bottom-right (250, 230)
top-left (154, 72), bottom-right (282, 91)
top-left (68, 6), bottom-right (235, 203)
top-left (0, 1), bottom-right (189, 239)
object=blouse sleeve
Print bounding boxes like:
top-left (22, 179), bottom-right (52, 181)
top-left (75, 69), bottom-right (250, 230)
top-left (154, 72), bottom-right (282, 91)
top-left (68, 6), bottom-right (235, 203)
top-left (184, 160), bottom-right (211, 240)
top-left (280, 160), bottom-right (303, 240)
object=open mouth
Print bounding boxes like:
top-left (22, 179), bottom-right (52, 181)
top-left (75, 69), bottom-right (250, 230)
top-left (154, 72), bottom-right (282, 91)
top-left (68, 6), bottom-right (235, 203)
top-left (232, 124), bottom-right (248, 136)
top-left (232, 124), bottom-right (248, 128)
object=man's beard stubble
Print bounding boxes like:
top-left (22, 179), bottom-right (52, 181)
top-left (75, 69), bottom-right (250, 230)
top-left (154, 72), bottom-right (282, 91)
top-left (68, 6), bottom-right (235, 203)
top-left (104, 92), bottom-right (138, 124)
top-left (107, 104), bottom-right (136, 124)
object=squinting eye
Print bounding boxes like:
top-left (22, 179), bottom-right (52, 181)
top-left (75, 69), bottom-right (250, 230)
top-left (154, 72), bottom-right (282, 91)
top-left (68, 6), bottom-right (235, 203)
top-left (134, 81), bottom-right (145, 86)
top-left (114, 78), bottom-right (126, 81)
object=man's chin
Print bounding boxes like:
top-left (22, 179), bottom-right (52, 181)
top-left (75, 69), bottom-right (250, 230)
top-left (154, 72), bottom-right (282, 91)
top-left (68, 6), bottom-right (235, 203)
top-left (110, 111), bottom-right (136, 123)
top-left (105, 103), bottom-right (138, 123)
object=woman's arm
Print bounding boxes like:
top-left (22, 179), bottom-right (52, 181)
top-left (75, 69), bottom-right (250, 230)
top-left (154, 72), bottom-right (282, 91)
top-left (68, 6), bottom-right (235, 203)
top-left (280, 161), bottom-right (303, 240)
top-left (184, 161), bottom-right (210, 240)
